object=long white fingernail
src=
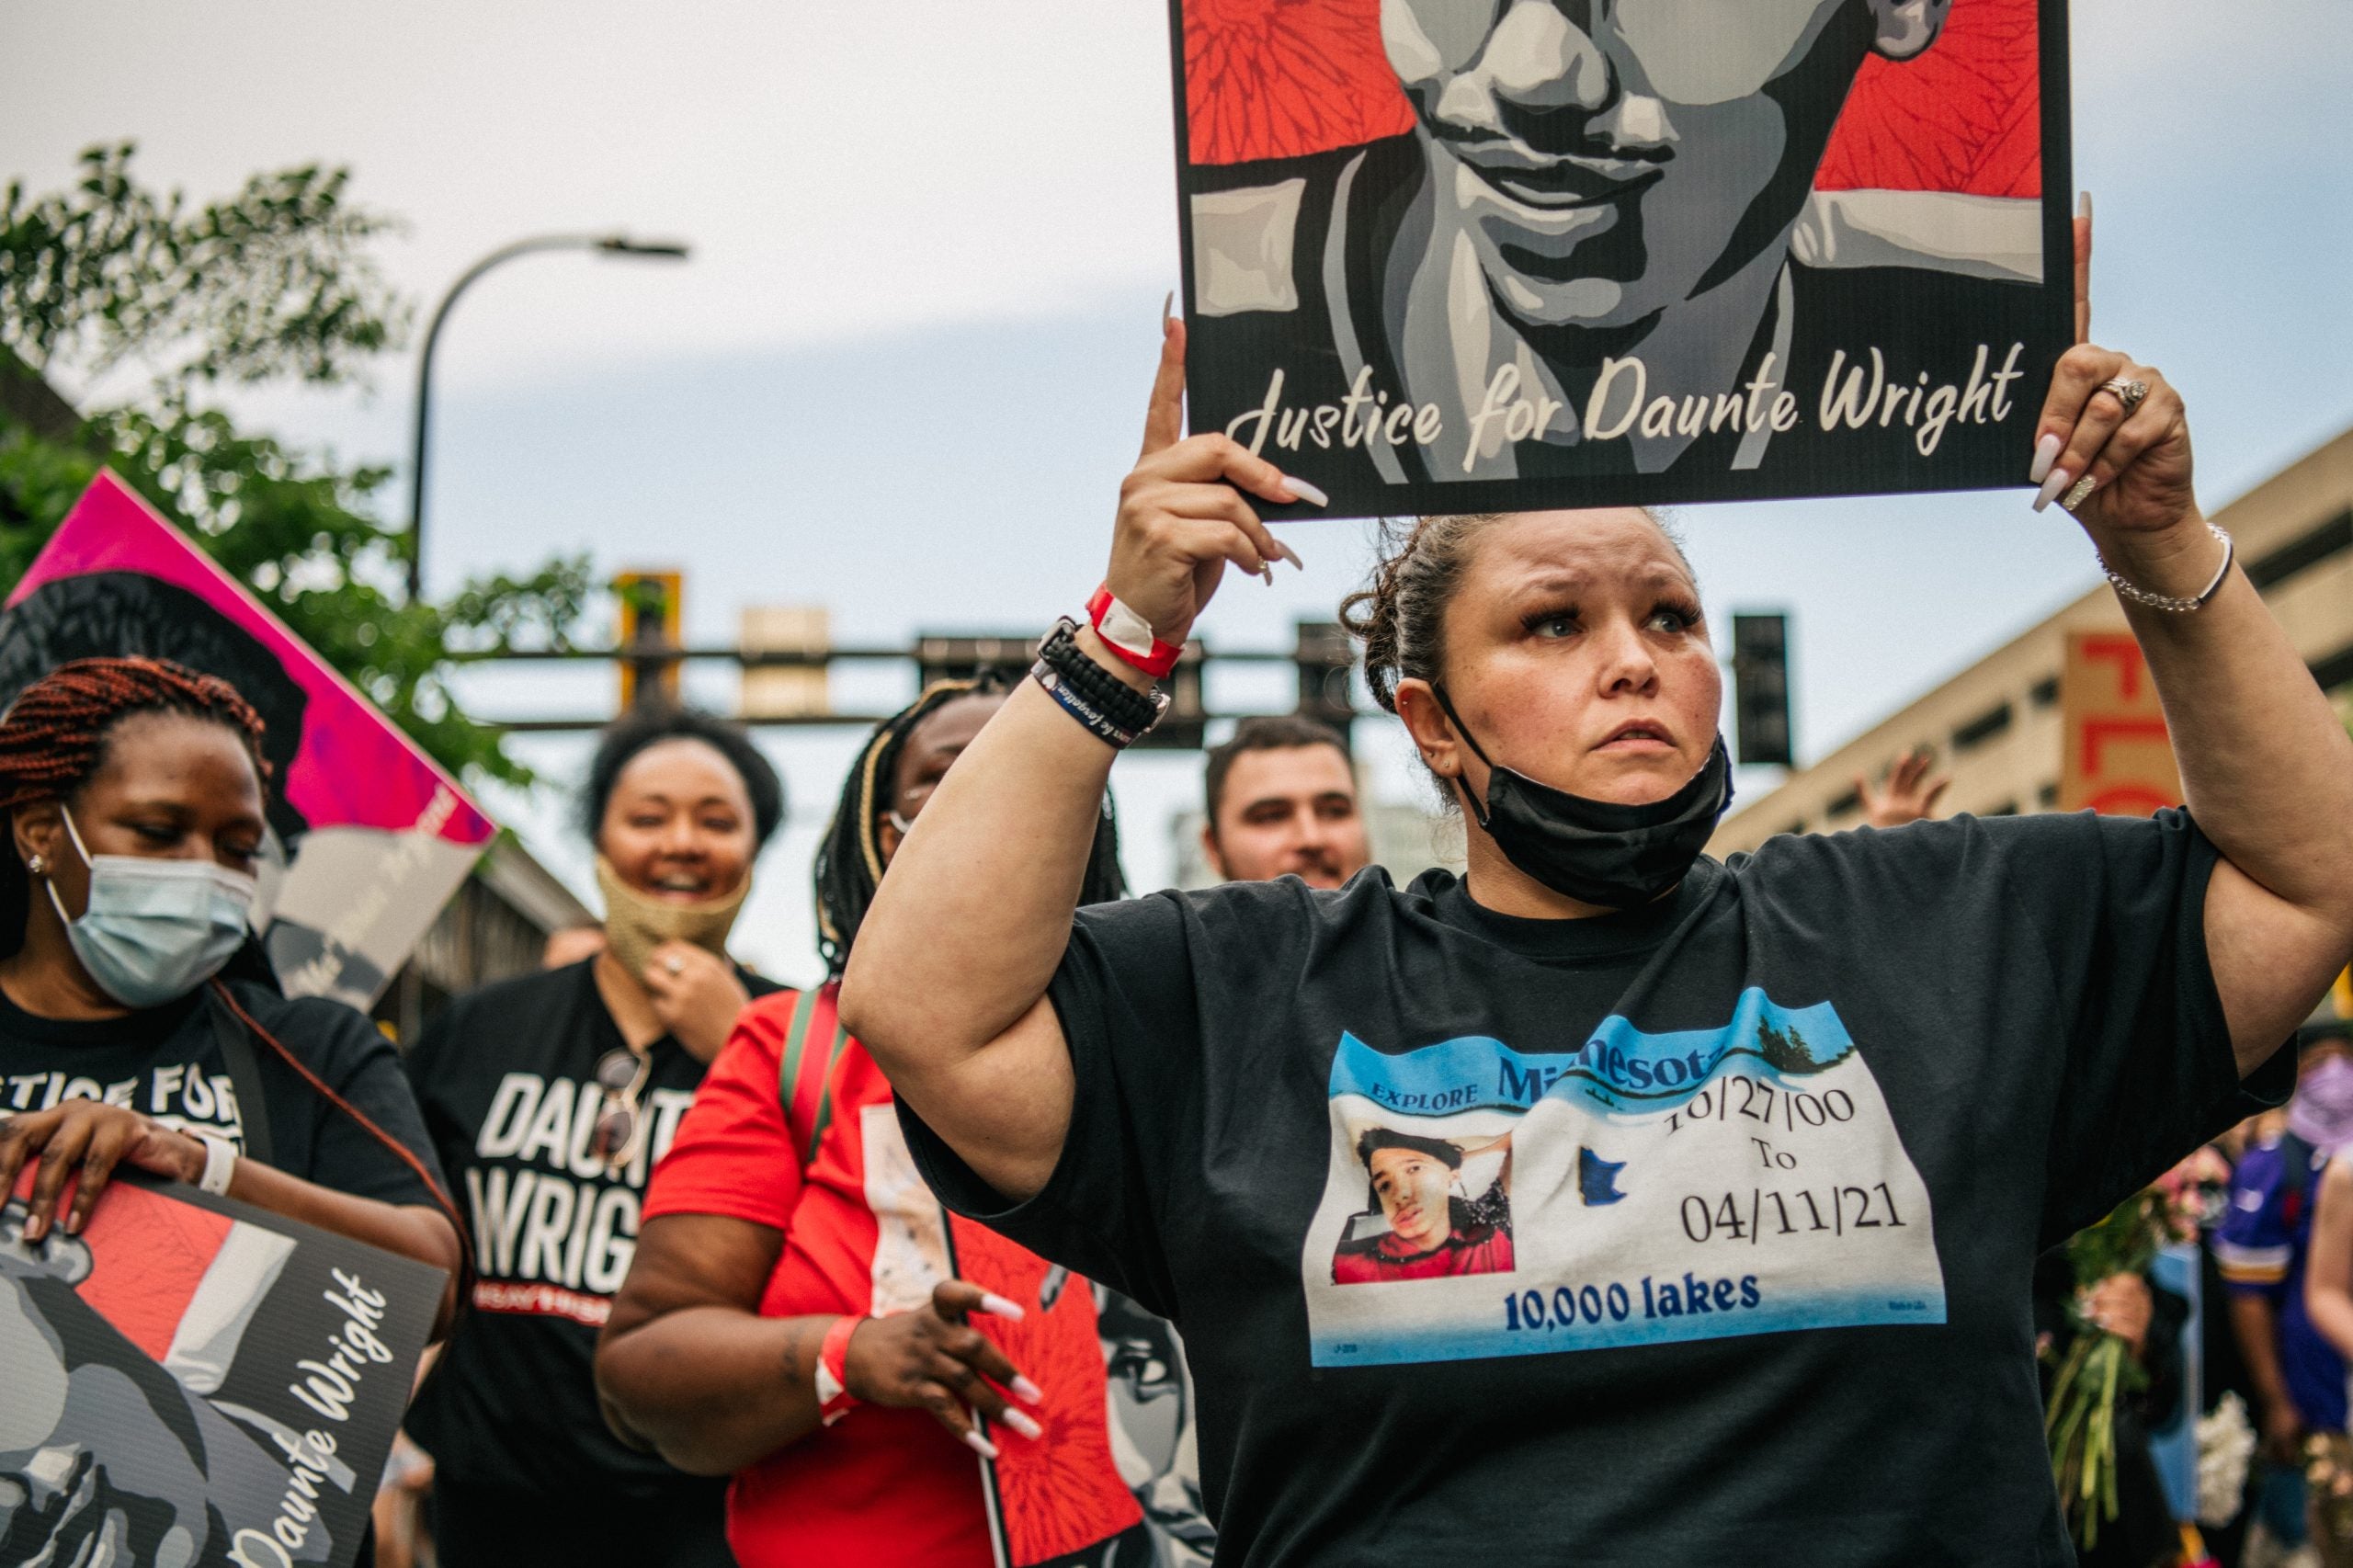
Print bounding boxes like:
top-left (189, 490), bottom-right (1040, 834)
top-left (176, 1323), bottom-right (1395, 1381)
top-left (2078, 191), bottom-right (2092, 222)
top-left (2062, 473), bottom-right (2097, 511)
top-left (1001, 1408), bottom-right (1044, 1440)
top-left (1260, 563), bottom-right (1274, 586)
top-left (978, 1293), bottom-right (1025, 1321)
top-left (2032, 468), bottom-right (2071, 513)
top-left (1161, 290), bottom-right (1174, 330)
top-left (1011, 1376), bottom-right (1044, 1403)
top-left (1281, 476), bottom-right (1329, 507)
top-left (963, 1429), bottom-right (1001, 1459)
top-left (1279, 542), bottom-right (1307, 572)
top-left (2029, 434), bottom-right (2063, 484)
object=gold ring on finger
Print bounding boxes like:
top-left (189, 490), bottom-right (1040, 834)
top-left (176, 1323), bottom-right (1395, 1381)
top-left (2096, 377), bottom-right (2149, 416)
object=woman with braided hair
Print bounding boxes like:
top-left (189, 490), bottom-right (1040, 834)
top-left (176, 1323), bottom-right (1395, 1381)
top-left (0, 655), bottom-right (461, 1301)
top-left (596, 677), bottom-right (1168, 1568)
top-left (810, 672), bottom-right (1126, 976)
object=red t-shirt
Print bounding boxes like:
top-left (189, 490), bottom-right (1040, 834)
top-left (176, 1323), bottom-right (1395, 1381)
top-left (1329, 1222), bottom-right (1516, 1284)
top-left (642, 989), bottom-right (1142, 1568)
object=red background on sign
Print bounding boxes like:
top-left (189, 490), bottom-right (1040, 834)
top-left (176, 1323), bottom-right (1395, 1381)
top-left (1183, 0), bottom-right (2041, 199)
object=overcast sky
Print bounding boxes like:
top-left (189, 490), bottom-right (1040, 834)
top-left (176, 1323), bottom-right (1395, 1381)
top-left (6, 1), bottom-right (2351, 983)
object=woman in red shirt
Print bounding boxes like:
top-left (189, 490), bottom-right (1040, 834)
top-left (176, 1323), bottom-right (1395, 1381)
top-left (596, 677), bottom-right (1164, 1568)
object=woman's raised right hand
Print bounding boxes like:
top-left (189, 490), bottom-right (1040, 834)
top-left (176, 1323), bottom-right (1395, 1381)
top-left (1106, 314), bottom-right (1314, 649)
top-left (0, 1100), bottom-right (209, 1239)
top-left (841, 1279), bottom-right (1046, 1456)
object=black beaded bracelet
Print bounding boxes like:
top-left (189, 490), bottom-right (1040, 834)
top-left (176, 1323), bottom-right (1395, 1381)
top-left (1034, 619), bottom-right (1167, 747)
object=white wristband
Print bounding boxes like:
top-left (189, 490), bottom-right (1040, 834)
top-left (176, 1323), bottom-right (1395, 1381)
top-left (194, 1132), bottom-right (238, 1196)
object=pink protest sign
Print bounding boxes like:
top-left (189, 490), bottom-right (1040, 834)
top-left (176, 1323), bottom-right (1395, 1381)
top-left (0, 471), bottom-right (497, 1007)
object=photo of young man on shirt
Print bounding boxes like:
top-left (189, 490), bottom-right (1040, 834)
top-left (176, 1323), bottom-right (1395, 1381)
top-left (1332, 1128), bottom-right (1516, 1284)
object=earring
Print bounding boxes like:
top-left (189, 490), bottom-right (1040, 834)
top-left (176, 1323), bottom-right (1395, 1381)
top-left (25, 854), bottom-right (44, 876)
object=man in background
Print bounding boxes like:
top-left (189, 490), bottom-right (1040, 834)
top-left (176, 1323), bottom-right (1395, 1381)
top-left (1199, 715), bottom-right (1371, 890)
top-left (2215, 1014), bottom-right (2353, 1558)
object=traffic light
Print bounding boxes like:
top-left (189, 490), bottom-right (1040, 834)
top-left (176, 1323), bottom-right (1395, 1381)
top-left (1293, 620), bottom-right (1355, 738)
top-left (1731, 612), bottom-right (1792, 768)
top-left (615, 570), bottom-right (683, 710)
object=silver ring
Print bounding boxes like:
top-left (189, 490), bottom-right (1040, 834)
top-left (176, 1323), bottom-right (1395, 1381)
top-left (2097, 377), bottom-right (2149, 416)
top-left (663, 955), bottom-right (684, 975)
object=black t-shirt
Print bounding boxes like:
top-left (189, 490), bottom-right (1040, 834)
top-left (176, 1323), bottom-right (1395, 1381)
top-left (0, 977), bottom-right (445, 1209)
top-left (904, 810), bottom-right (2292, 1567)
top-left (403, 958), bottom-right (779, 1502)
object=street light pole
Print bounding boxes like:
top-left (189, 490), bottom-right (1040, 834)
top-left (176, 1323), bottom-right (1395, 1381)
top-left (406, 233), bottom-right (688, 601)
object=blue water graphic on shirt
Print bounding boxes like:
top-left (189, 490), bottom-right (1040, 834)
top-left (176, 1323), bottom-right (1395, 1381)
top-left (1327, 987), bottom-right (1854, 1117)
top-left (1303, 988), bottom-right (1945, 1368)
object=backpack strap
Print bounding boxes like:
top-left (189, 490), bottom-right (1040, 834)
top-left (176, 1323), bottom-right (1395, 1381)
top-left (776, 984), bottom-right (851, 1173)
top-left (204, 985), bottom-right (276, 1167)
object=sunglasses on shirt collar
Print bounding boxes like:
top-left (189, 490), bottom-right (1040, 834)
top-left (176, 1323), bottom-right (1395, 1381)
top-left (589, 1045), bottom-right (652, 1171)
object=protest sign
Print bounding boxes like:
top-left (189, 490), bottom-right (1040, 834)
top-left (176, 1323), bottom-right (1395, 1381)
top-left (1171, 0), bottom-right (2072, 517)
top-left (2, 1171), bottom-right (444, 1568)
top-left (2058, 631), bottom-right (2180, 816)
top-left (0, 472), bottom-right (498, 1009)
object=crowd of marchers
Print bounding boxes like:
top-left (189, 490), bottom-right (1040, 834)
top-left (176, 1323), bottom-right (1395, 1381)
top-left (4, 317), bottom-right (2353, 1568)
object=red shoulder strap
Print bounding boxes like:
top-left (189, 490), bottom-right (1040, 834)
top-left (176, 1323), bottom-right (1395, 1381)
top-left (775, 984), bottom-right (850, 1172)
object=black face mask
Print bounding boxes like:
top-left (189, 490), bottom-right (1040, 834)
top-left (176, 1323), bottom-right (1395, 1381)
top-left (1431, 687), bottom-right (1733, 911)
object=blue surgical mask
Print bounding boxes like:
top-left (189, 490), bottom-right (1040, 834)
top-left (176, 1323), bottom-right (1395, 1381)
top-left (46, 806), bottom-right (257, 1008)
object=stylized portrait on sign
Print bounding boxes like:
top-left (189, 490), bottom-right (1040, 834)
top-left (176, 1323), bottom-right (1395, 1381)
top-left (1175, 0), bottom-right (2070, 513)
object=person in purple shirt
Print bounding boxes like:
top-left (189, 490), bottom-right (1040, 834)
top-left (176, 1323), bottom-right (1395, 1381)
top-left (2216, 1017), bottom-right (2353, 1488)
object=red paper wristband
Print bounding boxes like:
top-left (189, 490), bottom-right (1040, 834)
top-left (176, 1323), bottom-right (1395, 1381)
top-left (817, 1313), bottom-right (862, 1426)
top-left (1086, 585), bottom-right (1183, 680)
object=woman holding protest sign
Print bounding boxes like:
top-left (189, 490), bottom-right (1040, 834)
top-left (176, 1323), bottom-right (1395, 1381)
top-left (0, 656), bottom-right (461, 1308)
top-left (840, 294), bottom-right (2353, 1564)
top-left (594, 677), bottom-right (1193, 1568)
top-left (403, 706), bottom-right (785, 1568)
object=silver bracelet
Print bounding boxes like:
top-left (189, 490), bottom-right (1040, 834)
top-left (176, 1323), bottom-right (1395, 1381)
top-left (2097, 521), bottom-right (2234, 613)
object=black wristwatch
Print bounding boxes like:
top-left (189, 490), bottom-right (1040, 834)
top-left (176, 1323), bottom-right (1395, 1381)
top-left (1032, 619), bottom-right (1168, 748)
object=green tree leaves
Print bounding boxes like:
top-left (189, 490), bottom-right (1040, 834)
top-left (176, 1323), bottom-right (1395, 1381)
top-left (0, 144), bottom-right (596, 787)
top-left (1, 143), bottom-right (407, 389)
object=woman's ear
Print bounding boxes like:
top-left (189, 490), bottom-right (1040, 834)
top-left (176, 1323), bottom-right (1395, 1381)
top-left (10, 802), bottom-right (62, 871)
top-left (875, 812), bottom-right (904, 868)
top-left (1394, 679), bottom-right (1462, 785)
top-left (1866, 0), bottom-right (1949, 61)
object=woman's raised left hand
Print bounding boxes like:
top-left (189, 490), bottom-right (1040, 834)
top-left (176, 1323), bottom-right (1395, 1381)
top-left (641, 941), bottom-right (752, 1062)
top-left (2029, 344), bottom-right (2197, 540)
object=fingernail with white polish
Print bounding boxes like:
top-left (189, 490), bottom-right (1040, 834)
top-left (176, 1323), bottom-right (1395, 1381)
top-left (1281, 476), bottom-right (1329, 508)
top-left (978, 1293), bottom-right (1025, 1321)
top-left (2032, 468), bottom-right (2072, 513)
top-left (2078, 191), bottom-right (2092, 222)
top-left (1260, 563), bottom-right (1274, 586)
top-left (1012, 1377), bottom-right (1044, 1403)
top-left (963, 1430), bottom-right (1001, 1460)
top-left (1001, 1409), bottom-right (1044, 1440)
top-left (2029, 434), bottom-right (2063, 484)
top-left (1161, 290), bottom-right (1174, 329)
top-left (2062, 474), bottom-right (2097, 511)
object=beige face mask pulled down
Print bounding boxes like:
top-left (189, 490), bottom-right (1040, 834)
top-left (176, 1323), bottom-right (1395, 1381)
top-left (595, 855), bottom-right (748, 981)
